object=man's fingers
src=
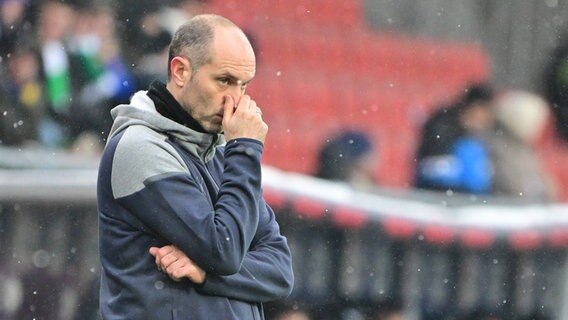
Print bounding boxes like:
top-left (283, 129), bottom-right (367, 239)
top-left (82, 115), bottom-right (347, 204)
top-left (234, 95), bottom-right (251, 114)
top-left (149, 245), bottom-right (204, 283)
top-left (223, 95), bottom-right (235, 122)
top-left (166, 258), bottom-right (189, 276)
top-left (160, 252), bottom-right (180, 270)
top-left (149, 245), bottom-right (175, 271)
top-left (149, 247), bottom-right (159, 256)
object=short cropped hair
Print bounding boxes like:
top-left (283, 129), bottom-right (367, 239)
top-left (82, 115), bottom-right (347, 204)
top-left (167, 14), bottom-right (239, 78)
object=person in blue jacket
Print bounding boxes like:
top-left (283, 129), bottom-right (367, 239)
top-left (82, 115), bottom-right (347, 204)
top-left (97, 14), bottom-right (293, 319)
top-left (414, 83), bottom-right (495, 195)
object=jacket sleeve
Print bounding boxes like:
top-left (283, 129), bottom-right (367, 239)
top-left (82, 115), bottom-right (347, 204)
top-left (112, 132), bottom-right (262, 276)
top-left (197, 200), bottom-right (294, 303)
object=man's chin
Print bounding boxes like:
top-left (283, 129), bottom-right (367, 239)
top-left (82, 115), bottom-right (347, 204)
top-left (203, 124), bottom-right (223, 134)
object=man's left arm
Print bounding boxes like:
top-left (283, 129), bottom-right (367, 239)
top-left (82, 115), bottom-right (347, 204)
top-left (152, 200), bottom-right (294, 303)
top-left (199, 200), bottom-right (293, 302)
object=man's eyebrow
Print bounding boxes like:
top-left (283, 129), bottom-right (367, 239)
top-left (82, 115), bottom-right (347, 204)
top-left (218, 72), bottom-right (254, 84)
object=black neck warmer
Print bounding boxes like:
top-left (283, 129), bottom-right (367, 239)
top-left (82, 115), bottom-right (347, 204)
top-left (146, 80), bottom-right (206, 133)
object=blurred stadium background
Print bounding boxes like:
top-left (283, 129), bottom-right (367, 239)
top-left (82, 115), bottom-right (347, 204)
top-left (2, 0), bottom-right (568, 319)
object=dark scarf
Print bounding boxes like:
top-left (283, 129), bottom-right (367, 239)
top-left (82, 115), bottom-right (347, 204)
top-left (147, 80), bottom-right (206, 133)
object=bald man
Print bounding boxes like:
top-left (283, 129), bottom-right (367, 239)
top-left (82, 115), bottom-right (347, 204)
top-left (97, 14), bottom-right (293, 319)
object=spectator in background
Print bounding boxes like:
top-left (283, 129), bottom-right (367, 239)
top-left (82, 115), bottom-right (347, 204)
top-left (543, 32), bottom-right (568, 142)
top-left (0, 36), bottom-right (50, 146)
top-left (159, 0), bottom-right (210, 36)
top-left (130, 6), bottom-right (173, 90)
top-left (36, 0), bottom-right (77, 147)
top-left (414, 83), bottom-right (495, 195)
top-left (0, 0), bottom-right (33, 60)
top-left (489, 90), bottom-right (555, 202)
top-left (315, 130), bottom-right (377, 190)
top-left (70, 4), bottom-right (136, 151)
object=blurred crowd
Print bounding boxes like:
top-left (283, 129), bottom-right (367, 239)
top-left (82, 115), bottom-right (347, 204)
top-left (0, 0), bottom-right (562, 202)
top-left (0, 1), bottom-right (564, 320)
top-left (0, 0), bottom-right (209, 154)
top-left (315, 82), bottom-right (556, 203)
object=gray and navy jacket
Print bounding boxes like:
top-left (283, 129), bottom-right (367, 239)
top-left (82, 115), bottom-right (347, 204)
top-left (97, 81), bottom-right (293, 319)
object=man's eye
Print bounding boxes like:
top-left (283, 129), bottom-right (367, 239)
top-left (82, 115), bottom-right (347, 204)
top-left (219, 78), bottom-right (230, 85)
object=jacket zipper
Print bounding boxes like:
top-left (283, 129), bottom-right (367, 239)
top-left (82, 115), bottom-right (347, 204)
top-left (202, 136), bottom-right (220, 193)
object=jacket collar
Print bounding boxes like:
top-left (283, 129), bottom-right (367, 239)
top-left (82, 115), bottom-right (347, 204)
top-left (147, 80), bottom-right (206, 133)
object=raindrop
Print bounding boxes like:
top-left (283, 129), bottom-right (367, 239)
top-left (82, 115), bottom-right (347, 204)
top-left (33, 291), bottom-right (37, 295)
top-left (123, 81), bottom-right (129, 86)
top-left (418, 234), bottom-right (424, 241)
top-left (32, 250), bottom-right (50, 268)
top-left (436, 135), bottom-right (440, 139)
top-left (493, 259), bottom-right (499, 265)
top-left (276, 71), bottom-right (282, 76)
top-left (90, 268), bottom-right (96, 273)
top-left (226, 237), bottom-right (230, 241)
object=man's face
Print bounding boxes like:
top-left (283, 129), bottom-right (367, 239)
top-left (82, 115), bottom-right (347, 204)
top-left (461, 103), bottom-right (494, 135)
top-left (178, 26), bottom-right (256, 133)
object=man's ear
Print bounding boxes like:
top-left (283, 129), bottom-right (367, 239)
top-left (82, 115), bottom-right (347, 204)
top-left (170, 56), bottom-right (192, 87)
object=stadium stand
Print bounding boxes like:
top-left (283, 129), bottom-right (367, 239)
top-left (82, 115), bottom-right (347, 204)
top-left (205, 0), bottom-right (496, 190)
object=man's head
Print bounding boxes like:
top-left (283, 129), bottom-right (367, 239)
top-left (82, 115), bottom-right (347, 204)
top-left (166, 14), bottom-right (256, 133)
top-left (457, 83), bottom-right (495, 135)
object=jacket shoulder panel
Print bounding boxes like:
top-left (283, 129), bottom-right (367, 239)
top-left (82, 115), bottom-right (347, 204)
top-left (111, 125), bottom-right (190, 198)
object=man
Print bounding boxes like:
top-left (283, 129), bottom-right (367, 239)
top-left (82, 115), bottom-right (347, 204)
top-left (97, 14), bottom-right (293, 319)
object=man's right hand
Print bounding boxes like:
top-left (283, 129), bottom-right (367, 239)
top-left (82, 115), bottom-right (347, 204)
top-left (149, 245), bottom-right (206, 284)
top-left (222, 95), bottom-right (268, 144)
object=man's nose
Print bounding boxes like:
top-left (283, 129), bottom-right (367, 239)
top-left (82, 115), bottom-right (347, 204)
top-left (228, 86), bottom-right (244, 104)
